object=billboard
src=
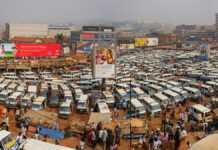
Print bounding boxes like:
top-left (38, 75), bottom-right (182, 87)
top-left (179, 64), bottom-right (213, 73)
top-left (63, 46), bottom-right (70, 55)
top-left (0, 43), bottom-right (16, 57)
top-left (15, 44), bottom-right (61, 57)
top-left (119, 44), bottom-right (128, 50)
top-left (128, 44), bottom-right (135, 49)
top-left (71, 31), bottom-right (81, 43)
top-left (119, 44), bottom-right (135, 50)
top-left (77, 42), bottom-right (94, 53)
top-left (135, 38), bottom-right (148, 47)
top-left (82, 26), bottom-right (115, 32)
top-left (93, 44), bottom-right (115, 78)
top-left (80, 33), bottom-right (96, 41)
top-left (147, 38), bottom-right (159, 47)
top-left (199, 44), bottom-right (210, 61)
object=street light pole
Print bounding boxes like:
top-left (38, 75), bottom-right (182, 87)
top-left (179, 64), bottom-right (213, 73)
top-left (129, 78), bottom-right (132, 149)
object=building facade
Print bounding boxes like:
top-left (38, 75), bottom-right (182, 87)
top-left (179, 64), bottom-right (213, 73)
top-left (6, 23), bottom-right (48, 40)
top-left (216, 13), bottom-right (218, 39)
top-left (71, 25), bottom-right (116, 52)
top-left (48, 26), bottom-right (73, 38)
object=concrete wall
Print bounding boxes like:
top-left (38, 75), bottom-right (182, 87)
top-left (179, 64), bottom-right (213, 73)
top-left (9, 24), bottom-right (48, 39)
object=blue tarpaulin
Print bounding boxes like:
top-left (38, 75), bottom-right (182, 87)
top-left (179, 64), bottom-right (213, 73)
top-left (37, 125), bottom-right (64, 139)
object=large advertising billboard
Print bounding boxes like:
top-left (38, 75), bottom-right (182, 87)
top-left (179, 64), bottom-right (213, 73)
top-left (0, 43), bottom-right (16, 57)
top-left (15, 44), bottom-right (61, 57)
top-left (147, 38), bottom-right (159, 47)
top-left (119, 44), bottom-right (135, 50)
top-left (135, 38), bottom-right (148, 47)
top-left (77, 42), bottom-right (94, 53)
top-left (128, 44), bottom-right (135, 49)
top-left (82, 26), bottom-right (115, 32)
top-left (80, 33), bottom-right (96, 41)
top-left (93, 43), bottom-right (115, 78)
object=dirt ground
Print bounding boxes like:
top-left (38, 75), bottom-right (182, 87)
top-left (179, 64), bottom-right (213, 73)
top-left (3, 96), bottom-right (213, 150)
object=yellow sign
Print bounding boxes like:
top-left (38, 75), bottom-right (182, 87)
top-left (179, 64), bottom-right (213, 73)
top-left (5, 139), bottom-right (16, 149)
top-left (135, 38), bottom-right (148, 47)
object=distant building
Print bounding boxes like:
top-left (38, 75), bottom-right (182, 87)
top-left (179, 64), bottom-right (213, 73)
top-left (6, 23), bottom-right (48, 40)
top-left (157, 33), bottom-right (177, 45)
top-left (175, 25), bottom-right (196, 39)
top-left (0, 25), bottom-right (4, 41)
top-left (81, 26), bottom-right (116, 42)
top-left (216, 13), bottom-right (218, 39)
top-left (48, 26), bottom-right (76, 38)
top-left (185, 31), bottom-right (215, 42)
top-left (11, 37), bottom-right (56, 43)
top-left (175, 24), bottom-right (216, 43)
top-left (70, 25), bottom-right (116, 52)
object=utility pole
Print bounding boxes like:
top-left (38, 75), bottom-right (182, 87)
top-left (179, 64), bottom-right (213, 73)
top-left (129, 79), bottom-right (132, 149)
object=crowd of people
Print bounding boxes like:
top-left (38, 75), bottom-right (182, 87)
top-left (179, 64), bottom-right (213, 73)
top-left (1, 93), bottom-right (218, 150)
top-left (132, 101), bottom-right (217, 150)
top-left (76, 122), bottom-right (122, 150)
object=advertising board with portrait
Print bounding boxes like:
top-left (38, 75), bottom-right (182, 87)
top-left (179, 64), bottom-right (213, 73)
top-left (94, 44), bottom-right (115, 78)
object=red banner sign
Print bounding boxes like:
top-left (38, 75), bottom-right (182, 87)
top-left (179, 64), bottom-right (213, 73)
top-left (15, 44), bottom-right (61, 57)
top-left (80, 33), bottom-right (95, 39)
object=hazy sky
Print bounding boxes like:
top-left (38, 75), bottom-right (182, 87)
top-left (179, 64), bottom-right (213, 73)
top-left (0, 0), bottom-right (217, 25)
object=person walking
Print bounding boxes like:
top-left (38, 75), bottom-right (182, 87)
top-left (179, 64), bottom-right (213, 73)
top-left (114, 124), bottom-right (121, 145)
top-left (174, 127), bottom-right (181, 150)
top-left (80, 137), bottom-right (85, 150)
top-left (102, 128), bottom-right (108, 150)
top-left (91, 130), bottom-right (97, 150)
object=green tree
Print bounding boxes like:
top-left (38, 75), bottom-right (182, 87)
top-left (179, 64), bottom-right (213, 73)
top-left (55, 33), bottom-right (64, 45)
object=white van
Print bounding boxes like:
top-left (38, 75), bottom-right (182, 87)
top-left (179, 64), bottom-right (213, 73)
top-left (189, 104), bottom-right (212, 123)
top-left (40, 83), bottom-right (48, 97)
top-left (32, 96), bottom-right (46, 111)
top-left (76, 94), bottom-right (89, 112)
top-left (190, 82), bottom-right (214, 96)
top-left (206, 81), bottom-right (218, 91)
top-left (20, 71), bottom-right (39, 81)
top-left (0, 90), bottom-right (12, 104)
top-left (171, 87), bottom-right (189, 101)
top-left (97, 101), bottom-right (111, 115)
top-left (20, 94), bottom-right (35, 108)
top-left (168, 81), bottom-right (181, 87)
top-left (158, 82), bottom-right (173, 90)
top-left (200, 84), bottom-right (214, 96)
top-left (39, 71), bottom-right (52, 79)
top-left (7, 83), bottom-right (18, 91)
top-left (145, 84), bottom-right (163, 96)
top-left (178, 78), bottom-right (192, 86)
top-left (183, 86), bottom-right (202, 100)
top-left (2, 72), bottom-right (18, 80)
top-left (152, 92), bottom-right (169, 108)
top-left (64, 90), bottom-right (73, 101)
top-left (20, 139), bottom-right (75, 150)
top-left (28, 85), bottom-right (38, 97)
top-left (132, 87), bottom-right (147, 99)
top-left (114, 88), bottom-right (129, 108)
top-left (73, 88), bottom-right (84, 103)
top-left (62, 73), bottom-right (79, 81)
top-left (70, 83), bottom-right (80, 91)
top-left (163, 89), bottom-right (182, 103)
top-left (0, 83), bottom-right (9, 91)
top-left (140, 97), bottom-right (161, 115)
top-left (0, 78), bottom-right (5, 83)
top-left (59, 100), bottom-right (72, 118)
top-left (6, 92), bottom-right (22, 108)
top-left (76, 80), bottom-right (93, 90)
top-left (102, 91), bottom-right (115, 106)
top-left (17, 84), bottom-right (26, 94)
top-left (130, 98), bottom-right (146, 116)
